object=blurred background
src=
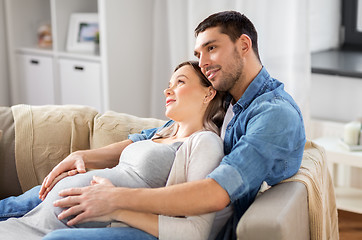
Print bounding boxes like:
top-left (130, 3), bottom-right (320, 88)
top-left (1, 1), bottom-right (362, 238)
top-left (0, 0), bottom-right (343, 123)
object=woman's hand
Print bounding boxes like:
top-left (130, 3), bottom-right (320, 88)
top-left (90, 175), bottom-right (114, 187)
top-left (39, 172), bottom-right (69, 200)
top-left (39, 151), bottom-right (87, 200)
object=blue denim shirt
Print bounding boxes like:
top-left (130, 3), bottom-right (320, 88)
top-left (129, 67), bottom-right (306, 227)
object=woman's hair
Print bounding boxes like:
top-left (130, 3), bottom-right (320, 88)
top-left (195, 11), bottom-right (260, 62)
top-left (157, 61), bottom-right (225, 138)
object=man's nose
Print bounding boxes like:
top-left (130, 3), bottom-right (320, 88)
top-left (199, 53), bottom-right (210, 70)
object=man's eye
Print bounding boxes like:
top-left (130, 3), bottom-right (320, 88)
top-left (178, 80), bottom-right (185, 84)
top-left (208, 46), bottom-right (215, 51)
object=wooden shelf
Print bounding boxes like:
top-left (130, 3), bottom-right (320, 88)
top-left (16, 47), bottom-right (54, 57)
top-left (16, 47), bottom-right (101, 62)
top-left (57, 51), bottom-right (101, 62)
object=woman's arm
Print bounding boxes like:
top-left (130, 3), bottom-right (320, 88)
top-left (112, 210), bottom-right (159, 237)
top-left (104, 132), bottom-right (223, 240)
top-left (82, 139), bottom-right (133, 169)
top-left (39, 139), bottom-right (133, 200)
top-left (156, 131), bottom-right (225, 240)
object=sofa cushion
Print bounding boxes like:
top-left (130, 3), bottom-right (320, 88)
top-left (91, 111), bottom-right (167, 149)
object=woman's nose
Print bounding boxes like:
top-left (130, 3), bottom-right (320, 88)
top-left (164, 87), bottom-right (172, 96)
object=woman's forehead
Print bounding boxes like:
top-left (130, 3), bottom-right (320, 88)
top-left (169, 65), bottom-right (198, 83)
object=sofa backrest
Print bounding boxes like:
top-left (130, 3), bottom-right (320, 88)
top-left (91, 111), bottom-right (166, 149)
top-left (11, 105), bottom-right (166, 192)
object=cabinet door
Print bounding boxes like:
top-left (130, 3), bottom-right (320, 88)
top-left (17, 53), bottom-right (55, 105)
top-left (59, 59), bottom-right (102, 111)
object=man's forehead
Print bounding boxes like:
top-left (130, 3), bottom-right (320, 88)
top-left (194, 27), bottom-right (226, 51)
top-left (195, 27), bottom-right (220, 44)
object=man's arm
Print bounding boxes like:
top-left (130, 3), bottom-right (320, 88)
top-left (120, 178), bottom-right (230, 215)
top-left (55, 178), bottom-right (230, 225)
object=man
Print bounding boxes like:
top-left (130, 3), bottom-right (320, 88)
top-left (2, 11), bottom-right (306, 239)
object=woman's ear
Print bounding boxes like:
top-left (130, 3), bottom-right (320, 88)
top-left (204, 87), bottom-right (217, 103)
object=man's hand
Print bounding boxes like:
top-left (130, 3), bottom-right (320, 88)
top-left (54, 176), bottom-right (117, 226)
top-left (39, 151), bottom-right (87, 200)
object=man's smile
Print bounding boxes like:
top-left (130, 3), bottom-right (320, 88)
top-left (205, 67), bottom-right (220, 80)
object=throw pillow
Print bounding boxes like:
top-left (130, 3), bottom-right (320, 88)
top-left (12, 104), bottom-right (98, 191)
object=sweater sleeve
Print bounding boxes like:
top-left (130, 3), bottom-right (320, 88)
top-left (158, 131), bottom-right (224, 240)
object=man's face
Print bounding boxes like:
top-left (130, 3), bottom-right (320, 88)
top-left (194, 27), bottom-right (243, 93)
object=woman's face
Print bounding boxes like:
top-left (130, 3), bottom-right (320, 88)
top-left (164, 65), bottom-right (211, 122)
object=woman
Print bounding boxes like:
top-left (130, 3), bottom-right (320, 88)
top-left (0, 61), bottom-right (230, 240)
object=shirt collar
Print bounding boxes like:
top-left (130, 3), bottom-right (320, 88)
top-left (226, 66), bottom-right (270, 113)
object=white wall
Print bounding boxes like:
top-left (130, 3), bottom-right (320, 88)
top-left (311, 74), bottom-right (362, 122)
top-left (0, 0), bottom-right (345, 112)
top-left (0, 0), bottom-right (10, 106)
top-left (309, 1), bottom-right (362, 190)
top-left (99, 0), bottom-right (154, 117)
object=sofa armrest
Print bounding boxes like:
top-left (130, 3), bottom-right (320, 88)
top-left (236, 181), bottom-right (310, 240)
top-left (0, 107), bottom-right (22, 199)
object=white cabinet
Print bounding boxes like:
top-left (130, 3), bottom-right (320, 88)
top-left (17, 53), bottom-right (55, 105)
top-left (59, 59), bottom-right (102, 110)
top-left (313, 137), bottom-right (362, 214)
top-left (5, 0), bottom-right (154, 116)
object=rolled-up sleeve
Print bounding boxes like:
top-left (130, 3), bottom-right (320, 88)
top-left (208, 163), bottom-right (246, 202)
top-left (208, 98), bottom-right (306, 203)
top-left (128, 120), bottom-right (174, 142)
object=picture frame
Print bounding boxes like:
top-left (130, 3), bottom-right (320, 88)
top-left (66, 13), bottom-right (99, 53)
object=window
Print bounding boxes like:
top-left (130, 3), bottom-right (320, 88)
top-left (342, 0), bottom-right (362, 50)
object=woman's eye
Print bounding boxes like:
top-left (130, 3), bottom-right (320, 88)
top-left (178, 80), bottom-right (185, 85)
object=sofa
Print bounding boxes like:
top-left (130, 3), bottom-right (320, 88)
top-left (0, 105), bottom-right (338, 239)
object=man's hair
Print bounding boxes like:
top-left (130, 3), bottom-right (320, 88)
top-left (195, 11), bottom-right (260, 61)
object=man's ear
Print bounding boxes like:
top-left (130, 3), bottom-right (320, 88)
top-left (238, 34), bottom-right (252, 54)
